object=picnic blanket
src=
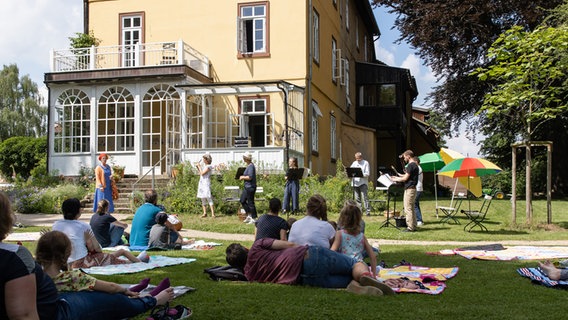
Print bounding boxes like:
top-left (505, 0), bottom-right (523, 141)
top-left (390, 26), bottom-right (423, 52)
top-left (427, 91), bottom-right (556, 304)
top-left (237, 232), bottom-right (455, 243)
top-left (517, 267), bottom-right (568, 288)
top-left (375, 265), bottom-right (459, 295)
top-left (121, 284), bottom-right (196, 298)
top-left (5, 232), bottom-right (40, 242)
top-left (432, 246), bottom-right (568, 261)
top-left (105, 240), bottom-right (222, 252)
top-left (81, 255), bottom-right (196, 275)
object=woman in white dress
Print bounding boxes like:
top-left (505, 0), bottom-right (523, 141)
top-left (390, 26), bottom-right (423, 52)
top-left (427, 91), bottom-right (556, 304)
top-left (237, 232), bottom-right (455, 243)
top-left (196, 153), bottom-right (215, 218)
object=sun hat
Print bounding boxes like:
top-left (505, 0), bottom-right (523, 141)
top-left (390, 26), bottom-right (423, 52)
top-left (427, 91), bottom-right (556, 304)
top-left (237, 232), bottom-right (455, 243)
top-left (98, 153), bottom-right (109, 161)
top-left (243, 151), bottom-right (252, 160)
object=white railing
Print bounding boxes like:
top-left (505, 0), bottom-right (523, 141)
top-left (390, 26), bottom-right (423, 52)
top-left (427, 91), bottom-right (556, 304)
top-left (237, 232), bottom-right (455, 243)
top-left (49, 40), bottom-right (210, 77)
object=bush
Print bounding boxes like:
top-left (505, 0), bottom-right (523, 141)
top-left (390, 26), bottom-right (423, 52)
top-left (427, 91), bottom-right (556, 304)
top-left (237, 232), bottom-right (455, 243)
top-left (6, 183), bottom-right (87, 214)
top-left (0, 136), bottom-right (47, 180)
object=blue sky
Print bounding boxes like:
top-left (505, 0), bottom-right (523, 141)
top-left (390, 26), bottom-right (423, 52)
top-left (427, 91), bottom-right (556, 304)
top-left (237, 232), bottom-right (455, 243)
top-left (0, 0), bottom-right (479, 156)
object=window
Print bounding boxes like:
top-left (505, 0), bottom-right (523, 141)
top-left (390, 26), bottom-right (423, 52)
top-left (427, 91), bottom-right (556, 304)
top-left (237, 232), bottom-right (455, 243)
top-left (120, 13), bottom-right (144, 67)
top-left (333, 0), bottom-right (337, 8)
top-left (332, 37), bottom-right (338, 83)
top-left (97, 86), bottom-right (135, 152)
top-left (330, 115), bottom-right (336, 160)
top-left (364, 35), bottom-right (368, 61)
top-left (379, 84), bottom-right (397, 106)
top-left (311, 100), bottom-right (321, 153)
top-left (54, 89), bottom-right (91, 153)
top-left (241, 98), bottom-right (266, 113)
top-left (345, 0), bottom-right (349, 31)
top-left (237, 2), bottom-right (269, 56)
top-left (345, 58), bottom-right (350, 93)
top-left (355, 21), bottom-right (359, 49)
top-left (312, 9), bottom-right (320, 64)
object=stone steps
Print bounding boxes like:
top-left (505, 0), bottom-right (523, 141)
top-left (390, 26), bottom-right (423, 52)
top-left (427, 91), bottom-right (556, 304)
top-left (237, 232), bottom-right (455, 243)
top-left (81, 176), bottom-right (171, 214)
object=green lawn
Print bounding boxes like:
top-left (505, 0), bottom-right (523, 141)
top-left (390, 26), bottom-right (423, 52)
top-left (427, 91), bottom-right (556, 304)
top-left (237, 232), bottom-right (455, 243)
top-left (13, 197), bottom-right (568, 319)
top-left (181, 196), bottom-right (568, 242)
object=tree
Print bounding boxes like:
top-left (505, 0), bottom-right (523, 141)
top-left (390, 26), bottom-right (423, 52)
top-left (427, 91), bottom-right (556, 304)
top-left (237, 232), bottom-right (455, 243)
top-left (473, 23), bottom-right (568, 223)
top-left (372, 0), bottom-right (563, 132)
top-left (0, 136), bottom-right (47, 180)
top-left (0, 64), bottom-right (47, 141)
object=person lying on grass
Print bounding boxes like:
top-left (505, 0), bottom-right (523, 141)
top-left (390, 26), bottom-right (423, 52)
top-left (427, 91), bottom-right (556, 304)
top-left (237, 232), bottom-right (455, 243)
top-left (539, 260), bottom-right (568, 280)
top-left (226, 238), bottom-right (395, 296)
top-left (36, 230), bottom-right (174, 300)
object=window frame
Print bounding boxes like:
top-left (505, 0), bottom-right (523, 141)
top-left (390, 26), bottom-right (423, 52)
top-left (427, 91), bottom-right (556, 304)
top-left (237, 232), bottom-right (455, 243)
top-left (331, 37), bottom-right (338, 84)
top-left (330, 114), bottom-right (336, 161)
top-left (311, 100), bottom-right (320, 154)
top-left (312, 8), bottom-right (320, 64)
top-left (54, 89), bottom-right (91, 154)
top-left (237, 1), bottom-right (270, 58)
top-left (97, 86), bottom-right (135, 153)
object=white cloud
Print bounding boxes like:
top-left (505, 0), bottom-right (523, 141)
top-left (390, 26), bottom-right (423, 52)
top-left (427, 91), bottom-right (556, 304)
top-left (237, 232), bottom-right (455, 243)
top-left (375, 41), bottom-right (396, 66)
top-left (0, 0), bottom-right (82, 88)
top-left (401, 54), bottom-right (421, 77)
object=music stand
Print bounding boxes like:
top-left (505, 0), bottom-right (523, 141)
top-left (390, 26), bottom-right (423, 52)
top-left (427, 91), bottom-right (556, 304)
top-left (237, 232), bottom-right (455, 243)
top-left (379, 183), bottom-right (403, 229)
top-left (234, 167), bottom-right (246, 180)
top-left (345, 167), bottom-right (363, 178)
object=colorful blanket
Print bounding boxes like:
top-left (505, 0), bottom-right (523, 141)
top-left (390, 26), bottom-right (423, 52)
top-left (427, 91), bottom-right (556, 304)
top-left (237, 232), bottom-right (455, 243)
top-left (375, 265), bottom-right (459, 295)
top-left (81, 255), bottom-right (196, 275)
top-left (121, 284), bottom-right (196, 298)
top-left (517, 267), bottom-right (568, 288)
top-left (433, 246), bottom-right (568, 261)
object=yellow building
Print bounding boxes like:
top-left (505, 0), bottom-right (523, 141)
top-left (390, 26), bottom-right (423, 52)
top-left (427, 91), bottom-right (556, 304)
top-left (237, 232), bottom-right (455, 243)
top-left (45, 0), bottom-right (434, 180)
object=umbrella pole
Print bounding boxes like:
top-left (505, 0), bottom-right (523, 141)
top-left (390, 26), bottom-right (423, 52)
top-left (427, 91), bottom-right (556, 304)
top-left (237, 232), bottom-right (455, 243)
top-left (434, 171), bottom-right (439, 218)
top-left (450, 179), bottom-right (459, 208)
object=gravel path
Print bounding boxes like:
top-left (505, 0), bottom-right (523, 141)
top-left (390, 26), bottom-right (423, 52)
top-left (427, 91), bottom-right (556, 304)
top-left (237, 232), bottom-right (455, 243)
top-left (14, 213), bottom-right (568, 246)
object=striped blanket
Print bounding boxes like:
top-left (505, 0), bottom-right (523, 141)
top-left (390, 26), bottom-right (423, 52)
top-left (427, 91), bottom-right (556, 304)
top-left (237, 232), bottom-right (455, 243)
top-left (434, 246), bottom-right (568, 261)
top-left (517, 267), bottom-right (568, 288)
top-left (375, 265), bottom-right (459, 295)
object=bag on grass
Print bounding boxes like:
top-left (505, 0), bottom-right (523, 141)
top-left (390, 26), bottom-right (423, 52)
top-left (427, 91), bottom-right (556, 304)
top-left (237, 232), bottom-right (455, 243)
top-left (204, 265), bottom-right (247, 281)
top-left (147, 303), bottom-right (192, 320)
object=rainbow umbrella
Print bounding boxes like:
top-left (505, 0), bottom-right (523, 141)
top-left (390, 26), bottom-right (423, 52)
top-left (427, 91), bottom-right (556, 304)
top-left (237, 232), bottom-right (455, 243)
top-left (439, 157), bottom-right (502, 212)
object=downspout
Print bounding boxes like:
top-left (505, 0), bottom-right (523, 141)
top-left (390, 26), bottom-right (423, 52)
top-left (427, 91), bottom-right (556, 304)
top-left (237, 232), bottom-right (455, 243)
top-left (83, 0), bottom-right (89, 34)
top-left (277, 82), bottom-right (290, 163)
top-left (46, 86), bottom-right (51, 173)
top-left (306, 0), bottom-right (313, 168)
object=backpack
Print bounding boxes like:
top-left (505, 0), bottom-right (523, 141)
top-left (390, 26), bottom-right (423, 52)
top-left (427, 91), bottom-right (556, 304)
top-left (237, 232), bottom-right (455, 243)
top-left (204, 265), bottom-right (247, 281)
top-left (147, 303), bottom-right (192, 320)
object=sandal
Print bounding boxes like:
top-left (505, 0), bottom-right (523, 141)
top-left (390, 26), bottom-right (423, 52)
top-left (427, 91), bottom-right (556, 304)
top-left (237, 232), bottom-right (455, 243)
top-left (201, 214), bottom-right (207, 218)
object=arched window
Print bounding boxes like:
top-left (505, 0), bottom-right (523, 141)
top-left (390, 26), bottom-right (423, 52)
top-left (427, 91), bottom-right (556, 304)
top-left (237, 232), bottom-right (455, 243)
top-left (97, 86), bottom-right (135, 152)
top-left (54, 89), bottom-right (90, 153)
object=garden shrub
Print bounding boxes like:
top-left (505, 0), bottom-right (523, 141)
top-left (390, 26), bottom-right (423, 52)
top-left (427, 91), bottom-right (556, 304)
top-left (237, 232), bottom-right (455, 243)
top-left (0, 136), bottom-right (47, 180)
top-left (6, 182), bottom-right (88, 214)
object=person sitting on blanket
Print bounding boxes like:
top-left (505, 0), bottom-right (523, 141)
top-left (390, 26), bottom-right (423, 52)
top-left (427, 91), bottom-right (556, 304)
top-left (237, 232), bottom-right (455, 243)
top-left (539, 260), bottom-right (568, 280)
top-left (130, 189), bottom-right (163, 247)
top-left (36, 230), bottom-right (173, 298)
top-left (331, 201), bottom-right (377, 278)
top-left (52, 198), bottom-right (148, 269)
top-left (90, 199), bottom-right (129, 247)
top-left (148, 212), bottom-right (194, 250)
top-left (0, 191), bottom-right (170, 320)
top-left (254, 198), bottom-right (289, 241)
top-left (225, 238), bottom-right (396, 296)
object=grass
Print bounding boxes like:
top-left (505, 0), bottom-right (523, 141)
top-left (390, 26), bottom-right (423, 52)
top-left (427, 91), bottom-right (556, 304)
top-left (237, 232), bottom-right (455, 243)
top-left (180, 196), bottom-right (568, 242)
top-left (12, 196), bottom-right (568, 319)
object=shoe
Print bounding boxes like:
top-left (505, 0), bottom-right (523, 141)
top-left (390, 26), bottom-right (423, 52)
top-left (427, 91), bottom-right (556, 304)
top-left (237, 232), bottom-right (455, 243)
top-left (359, 276), bottom-right (395, 295)
top-left (417, 221), bottom-right (424, 226)
top-left (346, 280), bottom-right (383, 296)
top-left (247, 219), bottom-right (256, 225)
top-left (137, 250), bottom-right (150, 263)
top-left (243, 215), bottom-right (252, 223)
top-left (401, 228), bottom-right (415, 233)
top-left (201, 214), bottom-right (207, 218)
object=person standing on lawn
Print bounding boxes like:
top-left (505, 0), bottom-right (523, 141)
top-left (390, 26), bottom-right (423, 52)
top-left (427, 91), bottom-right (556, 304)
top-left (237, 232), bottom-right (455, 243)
top-left (391, 150), bottom-right (419, 232)
top-left (93, 153), bottom-right (115, 213)
top-left (196, 153), bottom-right (216, 218)
top-left (239, 151), bottom-right (257, 223)
top-left (414, 156), bottom-right (424, 226)
top-left (350, 152), bottom-right (371, 216)
top-left (283, 157), bottom-right (300, 215)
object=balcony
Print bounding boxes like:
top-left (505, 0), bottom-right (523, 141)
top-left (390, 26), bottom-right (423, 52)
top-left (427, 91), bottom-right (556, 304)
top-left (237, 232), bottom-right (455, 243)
top-left (48, 40), bottom-right (210, 78)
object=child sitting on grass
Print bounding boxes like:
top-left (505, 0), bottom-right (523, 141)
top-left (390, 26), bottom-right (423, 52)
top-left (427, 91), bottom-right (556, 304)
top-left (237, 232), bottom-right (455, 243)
top-left (148, 212), bottom-right (194, 250)
top-left (35, 230), bottom-right (174, 305)
top-left (331, 201), bottom-right (377, 278)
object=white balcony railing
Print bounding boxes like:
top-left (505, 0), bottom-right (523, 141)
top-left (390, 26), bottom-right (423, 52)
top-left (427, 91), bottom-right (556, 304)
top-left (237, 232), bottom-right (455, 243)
top-left (49, 40), bottom-right (210, 77)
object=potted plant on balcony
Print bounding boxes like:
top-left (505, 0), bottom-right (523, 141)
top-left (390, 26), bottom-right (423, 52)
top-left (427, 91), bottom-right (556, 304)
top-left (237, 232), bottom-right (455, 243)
top-left (68, 31), bottom-right (101, 69)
